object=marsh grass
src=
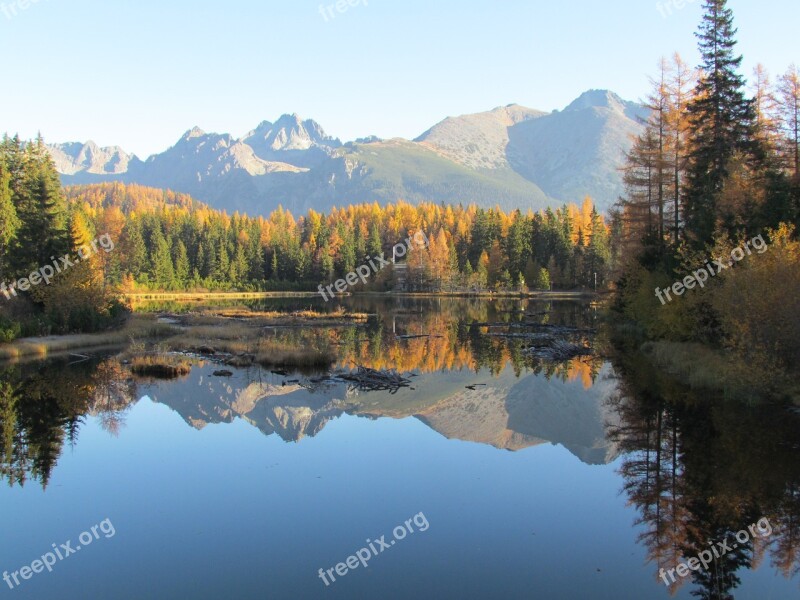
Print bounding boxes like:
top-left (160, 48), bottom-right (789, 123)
top-left (129, 353), bottom-right (193, 378)
top-left (0, 306), bottom-right (346, 370)
top-left (0, 314), bottom-right (177, 363)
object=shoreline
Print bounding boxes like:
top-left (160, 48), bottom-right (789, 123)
top-left (1, 293), bottom-right (601, 365)
top-left (126, 290), bottom-right (603, 302)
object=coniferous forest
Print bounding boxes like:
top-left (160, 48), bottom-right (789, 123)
top-left (611, 0), bottom-right (800, 391)
top-left (3, 2), bottom-right (800, 599)
top-left (0, 135), bottom-right (612, 338)
top-left (0, 0), bottom-right (797, 389)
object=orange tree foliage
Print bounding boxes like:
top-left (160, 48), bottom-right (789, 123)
top-left (65, 183), bottom-right (612, 292)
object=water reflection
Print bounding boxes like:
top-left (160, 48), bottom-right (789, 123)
top-left (1, 299), bottom-right (799, 598)
top-left (0, 360), bottom-right (137, 488)
top-left (607, 333), bottom-right (800, 599)
top-left (142, 360), bottom-right (620, 463)
top-left (0, 298), bottom-right (606, 488)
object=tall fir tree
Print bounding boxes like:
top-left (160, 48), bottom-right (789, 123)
top-left (0, 164), bottom-right (19, 273)
top-left (683, 0), bottom-right (754, 246)
top-left (11, 137), bottom-right (70, 277)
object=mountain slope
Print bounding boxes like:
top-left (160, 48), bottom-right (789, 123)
top-left (506, 90), bottom-right (648, 206)
top-left (415, 104), bottom-right (547, 170)
top-left (49, 90), bottom-right (647, 215)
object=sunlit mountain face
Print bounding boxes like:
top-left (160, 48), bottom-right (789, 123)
top-left (48, 90), bottom-right (646, 217)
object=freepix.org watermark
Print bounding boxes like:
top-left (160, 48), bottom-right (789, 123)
top-left (656, 0), bottom-right (697, 19)
top-left (1, 0), bottom-right (48, 21)
top-left (655, 234), bottom-right (768, 305)
top-left (659, 517), bottom-right (773, 586)
top-left (318, 0), bottom-right (368, 22)
top-left (318, 231), bottom-right (429, 301)
top-left (0, 233), bottom-right (114, 301)
top-left (3, 518), bottom-right (116, 591)
top-left (318, 512), bottom-right (430, 587)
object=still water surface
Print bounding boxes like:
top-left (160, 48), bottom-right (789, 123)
top-left (1, 298), bottom-right (798, 599)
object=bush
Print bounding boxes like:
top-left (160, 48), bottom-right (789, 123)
top-left (0, 316), bottom-right (20, 342)
top-left (709, 223), bottom-right (800, 372)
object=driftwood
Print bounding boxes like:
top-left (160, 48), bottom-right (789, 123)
top-left (339, 366), bottom-right (412, 394)
top-left (487, 332), bottom-right (553, 340)
top-left (471, 322), bottom-right (596, 335)
top-left (523, 339), bottom-right (593, 361)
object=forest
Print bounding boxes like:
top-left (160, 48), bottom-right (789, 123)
top-left (610, 0), bottom-right (800, 393)
top-left (0, 135), bottom-right (611, 339)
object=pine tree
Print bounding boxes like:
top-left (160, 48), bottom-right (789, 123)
top-left (683, 0), bottom-right (754, 246)
top-left (367, 223), bottom-right (382, 258)
top-left (12, 138), bottom-right (70, 277)
top-left (150, 230), bottom-right (174, 288)
top-left (587, 208), bottom-right (611, 288)
top-left (504, 211), bottom-right (530, 278)
top-left (0, 164), bottom-right (19, 272)
top-left (215, 238), bottom-right (229, 281)
top-left (121, 219), bottom-right (147, 277)
top-left (173, 239), bottom-right (190, 284)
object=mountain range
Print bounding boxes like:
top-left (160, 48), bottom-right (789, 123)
top-left (48, 89), bottom-right (647, 216)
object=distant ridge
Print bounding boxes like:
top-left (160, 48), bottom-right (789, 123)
top-left (48, 89), bottom-right (647, 216)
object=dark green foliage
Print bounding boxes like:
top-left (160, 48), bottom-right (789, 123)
top-left (683, 0), bottom-right (755, 246)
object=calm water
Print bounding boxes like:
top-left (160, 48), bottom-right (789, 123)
top-left (1, 298), bottom-right (799, 599)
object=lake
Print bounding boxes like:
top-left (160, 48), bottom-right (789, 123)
top-left (1, 297), bottom-right (798, 599)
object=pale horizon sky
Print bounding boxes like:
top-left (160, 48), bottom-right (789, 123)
top-left (0, 0), bottom-right (797, 158)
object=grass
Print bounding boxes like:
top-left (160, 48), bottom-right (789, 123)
top-left (129, 353), bottom-right (193, 379)
top-left (0, 305), bottom-right (347, 370)
top-left (0, 314), bottom-right (177, 363)
top-left (162, 327), bottom-right (336, 370)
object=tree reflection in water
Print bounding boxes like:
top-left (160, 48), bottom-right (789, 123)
top-left (608, 333), bottom-right (800, 599)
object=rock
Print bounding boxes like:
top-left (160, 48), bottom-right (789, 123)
top-left (226, 353), bottom-right (255, 367)
top-left (213, 370), bottom-right (234, 377)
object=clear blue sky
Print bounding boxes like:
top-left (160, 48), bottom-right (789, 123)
top-left (0, 0), bottom-right (796, 158)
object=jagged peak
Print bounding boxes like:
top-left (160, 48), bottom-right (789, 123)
top-left (184, 126), bottom-right (207, 140)
top-left (564, 89), bottom-right (628, 112)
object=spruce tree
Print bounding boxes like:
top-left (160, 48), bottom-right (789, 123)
top-left (684, 0), bottom-right (754, 246)
top-left (11, 137), bottom-right (70, 277)
top-left (0, 164), bottom-right (19, 273)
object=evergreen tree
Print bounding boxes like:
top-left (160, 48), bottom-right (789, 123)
top-left (173, 239), bottom-right (190, 284)
top-left (215, 238), bottom-right (229, 281)
top-left (367, 223), bottom-right (382, 258)
top-left (684, 0), bottom-right (754, 246)
top-left (121, 219), bottom-right (147, 277)
top-left (150, 230), bottom-right (174, 288)
top-left (12, 138), bottom-right (70, 277)
top-left (0, 164), bottom-right (19, 272)
top-left (504, 211), bottom-right (530, 278)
